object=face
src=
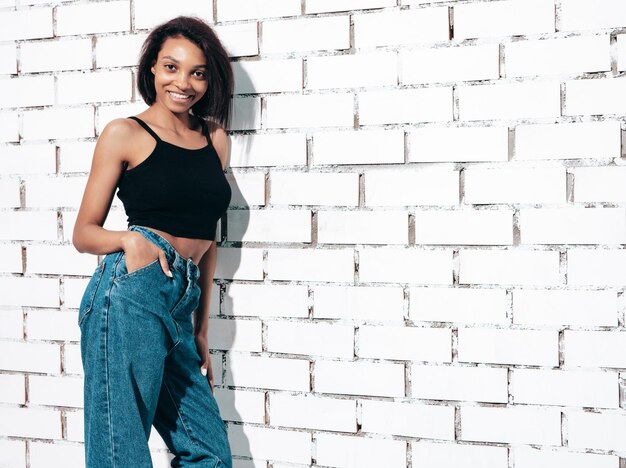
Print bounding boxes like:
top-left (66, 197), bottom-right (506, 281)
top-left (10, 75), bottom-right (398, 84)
top-left (150, 36), bottom-right (208, 113)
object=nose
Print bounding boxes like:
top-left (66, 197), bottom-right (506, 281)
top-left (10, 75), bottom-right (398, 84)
top-left (174, 72), bottom-right (191, 90)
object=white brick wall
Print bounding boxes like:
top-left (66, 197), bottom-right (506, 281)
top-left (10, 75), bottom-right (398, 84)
top-left (3, 0), bottom-right (626, 466)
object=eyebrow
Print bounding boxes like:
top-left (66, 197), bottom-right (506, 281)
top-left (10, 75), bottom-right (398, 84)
top-left (161, 55), bottom-right (207, 68)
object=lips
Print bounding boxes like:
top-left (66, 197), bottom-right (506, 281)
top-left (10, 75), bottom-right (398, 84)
top-left (168, 90), bottom-right (194, 102)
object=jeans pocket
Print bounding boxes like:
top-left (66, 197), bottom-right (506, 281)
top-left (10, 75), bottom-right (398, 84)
top-left (78, 261), bottom-right (106, 327)
top-left (114, 252), bottom-right (162, 283)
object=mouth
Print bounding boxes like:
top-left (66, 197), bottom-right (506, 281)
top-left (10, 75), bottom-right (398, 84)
top-left (167, 91), bottom-right (194, 103)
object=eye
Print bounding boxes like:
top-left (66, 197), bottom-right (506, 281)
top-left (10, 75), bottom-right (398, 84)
top-left (164, 64), bottom-right (176, 71)
top-left (194, 70), bottom-right (206, 78)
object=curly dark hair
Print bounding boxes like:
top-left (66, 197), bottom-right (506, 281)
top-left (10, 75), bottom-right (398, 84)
top-left (136, 15), bottom-right (233, 128)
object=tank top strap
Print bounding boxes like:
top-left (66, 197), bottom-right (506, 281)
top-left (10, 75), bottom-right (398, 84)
top-left (127, 116), bottom-right (161, 143)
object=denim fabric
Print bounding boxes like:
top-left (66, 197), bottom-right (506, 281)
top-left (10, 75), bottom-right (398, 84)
top-left (78, 224), bottom-right (232, 468)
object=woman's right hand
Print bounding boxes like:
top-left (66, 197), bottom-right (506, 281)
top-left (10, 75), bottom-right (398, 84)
top-left (123, 232), bottom-right (173, 277)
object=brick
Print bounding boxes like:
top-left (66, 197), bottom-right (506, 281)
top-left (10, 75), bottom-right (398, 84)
top-left (0, 341), bottom-right (60, 373)
top-left (271, 171), bottom-right (358, 206)
top-left (214, 247), bottom-right (264, 280)
top-left (0, 113), bottom-right (19, 142)
top-left (520, 208), bottom-right (626, 244)
top-left (515, 121), bottom-right (621, 160)
top-left (22, 38), bottom-right (92, 73)
top-left (0, 43), bottom-right (17, 74)
top-left (416, 209), bottom-right (513, 245)
top-left (57, 1), bottom-right (130, 35)
top-left (266, 321), bottom-right (354, 358)
top-left (361, 400), bottom-right (454, 439)
top-left (412, 364), bottom-right (508, 403)
top-left (459, 81), bottom-right (560, 121)
top-left (224, 284), bottom-right (308, 318)
top-left (25, 176), bottom-right (88, 208)
top-left (513, 446), bottom-right (618, 468)
top-left (506, 35), bottom-right (610, 77)
top-left (0, 374), bottom-right (25, 404)
top-left (229, 133), bottom-right (306, 167)
top-left (409, 126), bottom-right (509, 162)
top-left (458, 328), bottom-right (558, 366)
top-left (359, 325), bottom-right (451, 362)
top-left (227, 172), bottom-right (265, 207)
top-left (217, 0), bottom-right (300, 21)
top-left (266, 94), bottom-right (353, 129)
top-left (96, 34), bottom-right (146, 68)
top-left (0, 8), bottom-right (52, 41)
top-left (513, 289), bottom-right (617, 326)
top-left (460, 406), bottom-right (561, 445)
top-left (29, 375), bottom-right (83, 408)
top-left (465, 166), bottom-right (565, 204)
top-left (455, 0), bottom-right (554, 40)
top-left (57, 70), bottom-right (132, 104)
top-left (459, 249), bottom-right (560, 286)
top-left (567, 411), bottom-right (626, 451)
top-left (134, 0), bottom-right (212, 30)
top-left (227, 209), bottom-right (311, 242)
top-left (575, 166), bottom-right (626, 202)
top-left (567, 249), bottom-right (626, 286)
top-left (359, 87), bottom-right (453, 124)
top-left (28, 442), bottom-right (84, 468)
top-left (315, 360), bottom-right (405, 397)
top-left (27, 310), bottom-right (80, 342)
top-left (233, 59), bottom-right (302, 94)
top-left (410, 287), bottom-right (508, 324)
top-left (313, 285), bottom-right (405, 321)
top-left (262, 16), bottom-right (350, 53)
top-left (413, 442), bottom-right (508, 468)
top-left (267, 248), bottom-right (354, 282)
top-left (561, 0), bottom-right (626, 31)
top-left (0, 245), bottom-right (22, 274)
top-left (206, 318), bottom-right (262, 352)
top-left (318, 210), bottom-right (408, 245)
top-left (512, 369), bottom-right (618, 408)
top-left (0, 144), bottom-right (56, 174)
top-left (354, 7), bottom-right (449, 47)
top-left (229, 425), bottom-right (311, 464)
top-left (316, 433), bottom-right (406, 468)
top-left (365, 168), bottom-right (459, 206)
top-left (0, 407), bottom-right (61, 439)
top-left (0, 439), bottom-right (26, 468)
top-left (307, 0), bottom-right (395, 14)
top-left (23, 107), bottom-right (95, 141)
top-left (566, 78), bottom-right (626, 116)
top-left (401, 44), bottom-right (500, 84)
top-left (307, 52), bottom-right (397, 90)
top-left (565, 330), bottom-right (626, 368)
top-left (214, 23), bottom-right (259, 58)
top-left (0, 76), bottom-right (54, 109)
top-left (213, 388), bottom-right (264, 424)
top-left (619, 35), bottom-right (626, 71)
top-left (229, 96), bottom-right (261, 130)
top-left (0, 212), bottom-right (57, 241)
top-left (359, 247), bottom-right (453, 285)
top-left (225, 354), bottom-right (310, 391)
top-left (313, 130), bottom-right (404, 165)
top-left (270, 393), bottom-right (356, 432)
top-left (0, 179), bottom-right (20, 208)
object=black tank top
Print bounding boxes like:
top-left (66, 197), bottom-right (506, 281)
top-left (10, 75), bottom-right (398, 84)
top-left (116, 116), bottom-right (232, 240)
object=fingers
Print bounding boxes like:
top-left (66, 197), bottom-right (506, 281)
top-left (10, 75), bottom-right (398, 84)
top-left (159, 250), bottom-right (173, 278)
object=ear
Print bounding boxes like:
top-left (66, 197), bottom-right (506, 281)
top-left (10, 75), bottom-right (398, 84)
top-left (150, 60), bottom-right (156, 75)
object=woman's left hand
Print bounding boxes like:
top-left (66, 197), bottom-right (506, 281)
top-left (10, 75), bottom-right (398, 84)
top-left (194, 333), bottom-right (214, 393)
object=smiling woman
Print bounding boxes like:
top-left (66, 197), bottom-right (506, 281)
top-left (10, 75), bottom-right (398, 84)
top-left (72, 15), bottom-right (234, 468)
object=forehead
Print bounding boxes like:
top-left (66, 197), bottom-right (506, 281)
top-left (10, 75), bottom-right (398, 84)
top-left (157, 36), bottom-right (205, 61)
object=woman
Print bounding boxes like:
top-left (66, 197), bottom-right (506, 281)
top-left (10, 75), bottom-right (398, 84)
top-left (72, 16), bottom-right (233, 468)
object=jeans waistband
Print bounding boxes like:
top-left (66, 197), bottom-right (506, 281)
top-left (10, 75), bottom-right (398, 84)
top-left (128, 225), bottom-right (200, 282)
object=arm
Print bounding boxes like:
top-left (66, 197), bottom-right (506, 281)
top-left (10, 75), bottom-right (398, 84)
top-left (72, 118), bottom-right (140, 255)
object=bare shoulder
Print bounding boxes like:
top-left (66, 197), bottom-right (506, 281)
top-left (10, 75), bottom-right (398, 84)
top-left (96, 117), bottom-right (137, 165)
top-left (208, 121), bottom-right (229, 171)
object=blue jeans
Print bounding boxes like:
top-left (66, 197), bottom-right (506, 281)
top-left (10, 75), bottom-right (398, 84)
top-left (78, 225), bottom-right (232, 467)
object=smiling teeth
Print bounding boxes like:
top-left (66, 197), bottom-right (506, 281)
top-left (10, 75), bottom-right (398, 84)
top-left (169, 91), bottom-right (192, 99)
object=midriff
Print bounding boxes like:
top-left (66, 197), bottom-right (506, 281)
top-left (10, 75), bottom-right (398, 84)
top-left (138, 225), bottom-right (212, 266)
